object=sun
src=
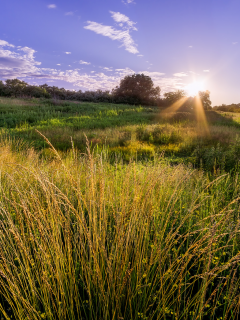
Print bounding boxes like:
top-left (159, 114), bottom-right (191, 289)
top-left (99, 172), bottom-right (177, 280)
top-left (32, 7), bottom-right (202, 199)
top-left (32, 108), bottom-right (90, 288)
top-left (185, 81), bottom-right (205, 97)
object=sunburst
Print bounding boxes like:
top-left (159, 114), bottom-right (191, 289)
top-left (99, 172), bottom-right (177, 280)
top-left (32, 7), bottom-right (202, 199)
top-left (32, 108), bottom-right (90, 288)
top-left (185, 81), bottom-right (205, 97)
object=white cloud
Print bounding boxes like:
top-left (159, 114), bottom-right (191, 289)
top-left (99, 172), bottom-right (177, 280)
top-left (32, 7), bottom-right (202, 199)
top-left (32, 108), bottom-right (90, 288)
top-left (0, 39), bottom-right (183, 95)
top-left (137, 54), bottom-right (143, 57)
top-left (47, 4), bottom-right (56, 9)
top-left (189, 71), bottom-right (198, 75)
top-left (18, 47), bottom-right (37, 60)
top-left (84, 11), bottom-right (139, 54)
top-left (79, 60), bottom-right (91, 65)
top-left (102, 67), bottom-right (113, 71)
top-left (189, 45), bottom-right (193, 48)
top-left (85, 21), bottom-right (138, 54)
top-left (232, 42), bottom-right (238, 45)
top-left (138, 71), bottom-right (183, 93)
top-left (0, 40), bottom-right (41, 79)
top-left (65, 52), bottom-right (71, 54)
top-left (57, 64), bottom-right (61, 66)
top-left (65, 12), bottom-right (73, 16)
top-left (0, 40), bottom-right (14, 48)
top-left (122, 0), bottom-right (135, 4)
top-left (110, 11), bottom-right (137, 30)
top-left (173, 72), bottom-right (188, 77)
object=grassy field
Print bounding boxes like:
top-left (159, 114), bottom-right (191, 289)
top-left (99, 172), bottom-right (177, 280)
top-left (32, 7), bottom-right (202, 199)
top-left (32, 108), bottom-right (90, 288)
top-left (1, 97), bottom-right (240, 171)
top-left (0, 97), bottom-right (240, 319)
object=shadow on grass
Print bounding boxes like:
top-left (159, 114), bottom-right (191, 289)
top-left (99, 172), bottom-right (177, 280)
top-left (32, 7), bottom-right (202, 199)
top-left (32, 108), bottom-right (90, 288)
top-left (155, 109), bottom-right (240, 127)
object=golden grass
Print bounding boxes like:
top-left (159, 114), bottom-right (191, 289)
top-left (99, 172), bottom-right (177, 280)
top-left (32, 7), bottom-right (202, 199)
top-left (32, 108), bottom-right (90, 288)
top-left (0, 137), bottom-right (239, 319)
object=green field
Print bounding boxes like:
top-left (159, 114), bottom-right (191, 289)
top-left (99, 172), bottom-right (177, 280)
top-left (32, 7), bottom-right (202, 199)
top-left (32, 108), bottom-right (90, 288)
top-left (1, 97), bottom-right (240, 171)
top-left (0, 98), bottom-right (240, 319)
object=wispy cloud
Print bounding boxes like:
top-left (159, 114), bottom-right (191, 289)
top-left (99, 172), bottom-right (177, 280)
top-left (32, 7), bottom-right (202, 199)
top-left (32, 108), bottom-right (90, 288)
top-left (138, 71), bottom-right (184, 93)
top-left (79, 60), bottom-right (91, 65)
top-left (84, 11), bottom-right (139, 54)
top-left (65, 12), bottom-right (73, 16)
top-left (47, 4), bottom-right (56, 9)
top-left (0, 39), bottom-right (182, 95)
top-left (232, 42), bottom-right (238, 45)
top-left (188, 45), bottom-right (193, 48)
top-left (102, 67), bottom-right (113, 71)
top-left (84, 22), bottom-right (138, 54)
top-left (122, 0), bottom-right (135, 5)
top-left (189, 71), bottom-right (198, 75)
top-left (0, 40), bottom-right (41, 79)
top-left (137, 54), bottom-right (143, 57)
top-left (110, 11), bottom-right (137, 30)
top-left (56, 64), bottom-right (61, 66)
top-left (174, 72), bottom-right (188, 77)
top-left (65, 52), bottom-right (71, 54)
top-left (0, 40), bottom-right (14, 48)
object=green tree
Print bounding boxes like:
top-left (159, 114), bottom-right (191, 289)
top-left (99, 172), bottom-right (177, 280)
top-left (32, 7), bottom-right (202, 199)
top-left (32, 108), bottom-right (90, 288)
top-left (163, 90), bottom-right (186, 105)
top-left (112, 73), bottom-right (160, 105)
top-left (198, 90), bottom-right (212, 110)
top-left (0, 80), bottom-right (5, 96)
top-left (5, 79), bottom-right (28, 97)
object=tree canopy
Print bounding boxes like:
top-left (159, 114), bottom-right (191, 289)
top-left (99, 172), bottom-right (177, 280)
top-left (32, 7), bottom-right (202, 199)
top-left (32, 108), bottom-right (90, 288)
top-left (112, 73), bottom-right (160, 105)
top-left (198, 90), bottom-right (212, 110)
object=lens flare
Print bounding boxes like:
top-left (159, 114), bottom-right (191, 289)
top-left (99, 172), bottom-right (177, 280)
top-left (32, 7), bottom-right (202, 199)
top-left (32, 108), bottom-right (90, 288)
top-left (195, 94), bottom-right (209, 135)
top-left (185, 81), bottom-right (205, 97)
top-left (163, 96), bottom-right (189, 114)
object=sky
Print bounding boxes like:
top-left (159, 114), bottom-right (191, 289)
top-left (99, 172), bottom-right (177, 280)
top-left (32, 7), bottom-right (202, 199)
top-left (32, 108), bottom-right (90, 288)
top-left (0, 0), bottom-right (240, 106)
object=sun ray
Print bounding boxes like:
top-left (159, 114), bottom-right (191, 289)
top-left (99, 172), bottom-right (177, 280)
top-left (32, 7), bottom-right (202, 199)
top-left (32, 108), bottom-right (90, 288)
top-left (163, 96), bottom-right (189, 114)
top-left (194, 94), bottom-right (209, 135)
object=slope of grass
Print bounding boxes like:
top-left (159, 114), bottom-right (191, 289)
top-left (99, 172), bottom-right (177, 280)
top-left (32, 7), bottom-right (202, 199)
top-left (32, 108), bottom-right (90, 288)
top-left (0, 98), bottom-right (240, 318)
top-left (0, 138), bottom-right (240, 319)
top-left (1, 97), bottom-right (240, 172)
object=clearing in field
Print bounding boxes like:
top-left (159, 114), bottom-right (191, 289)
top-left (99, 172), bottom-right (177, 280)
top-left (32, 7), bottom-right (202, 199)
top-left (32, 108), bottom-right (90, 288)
top-left (0, 98), bottom-right (240, 319)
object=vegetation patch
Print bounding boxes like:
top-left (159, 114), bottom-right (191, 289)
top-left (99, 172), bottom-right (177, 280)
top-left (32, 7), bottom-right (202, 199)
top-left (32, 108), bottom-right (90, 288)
top-left (1, 97), bottom-right (240, 319)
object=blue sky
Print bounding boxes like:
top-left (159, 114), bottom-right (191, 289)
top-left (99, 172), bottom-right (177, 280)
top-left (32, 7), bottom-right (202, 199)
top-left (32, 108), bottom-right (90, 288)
top-left (0, 0), bottom-right (240, 105)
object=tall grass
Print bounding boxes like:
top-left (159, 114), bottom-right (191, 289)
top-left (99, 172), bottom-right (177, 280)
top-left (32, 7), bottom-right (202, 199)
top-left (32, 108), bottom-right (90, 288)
top-left (0, 137), bottom-right (240, 319)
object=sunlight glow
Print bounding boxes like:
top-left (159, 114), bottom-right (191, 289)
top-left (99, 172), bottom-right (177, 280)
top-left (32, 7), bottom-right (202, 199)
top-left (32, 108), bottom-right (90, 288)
top-left (185, 81), bottom-right (205, 97)
top-left (195, 94), bottom-right (209, 135)
top-left (164, 97), bottom-right (188, 113)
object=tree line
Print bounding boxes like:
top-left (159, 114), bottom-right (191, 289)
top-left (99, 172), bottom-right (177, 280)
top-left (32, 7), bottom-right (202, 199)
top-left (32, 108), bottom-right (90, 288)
top-left (213, 103), bottom-right (240, 113)
top-left (0, 74), bottom-right (212, 110)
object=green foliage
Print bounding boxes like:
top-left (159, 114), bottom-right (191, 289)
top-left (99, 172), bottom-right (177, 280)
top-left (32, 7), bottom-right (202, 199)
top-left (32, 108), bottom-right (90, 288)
top-left (199, 90), bottom-right (212, 110)
top-left (213, 103), bottom-right (240, 113)
top-left (112, 73), bottom-right (160, 105)
top-left (1, 98), bottom-right (240, 318)
top-left (1, 97), bottom-right (240, 173)
top-left (163, 90), bottom-right (186, 104)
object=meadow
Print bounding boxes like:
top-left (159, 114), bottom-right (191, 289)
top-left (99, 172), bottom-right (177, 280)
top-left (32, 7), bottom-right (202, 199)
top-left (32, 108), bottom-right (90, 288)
top-left (0, 97), bottom-right (240, 319)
